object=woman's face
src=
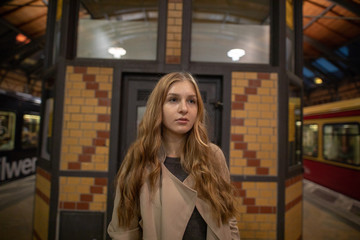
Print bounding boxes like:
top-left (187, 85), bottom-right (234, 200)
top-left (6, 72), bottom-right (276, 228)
top-left (162, 80), bottom-right (198, 139)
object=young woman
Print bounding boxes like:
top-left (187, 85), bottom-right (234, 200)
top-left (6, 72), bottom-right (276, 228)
top-left (108, 72), bottom-right (240, 239)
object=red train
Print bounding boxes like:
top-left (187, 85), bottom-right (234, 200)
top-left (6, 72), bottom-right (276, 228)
top-left (303, 98), bottom-right (360, 201)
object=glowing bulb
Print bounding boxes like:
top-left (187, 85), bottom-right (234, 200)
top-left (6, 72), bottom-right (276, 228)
top-left (108, 47), bottom-right (126, 59)
top-left (16, 33), bottom-right (31, 44)
top-left (314, 77), bottom-right (323, 85)
top-left (227, 49), bottom-right (246, 61)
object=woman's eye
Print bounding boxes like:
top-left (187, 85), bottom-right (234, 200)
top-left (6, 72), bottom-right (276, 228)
top-left (188, 99), bottom-right (196, 104)
top-left (169, 97), bottom-right (177, 102)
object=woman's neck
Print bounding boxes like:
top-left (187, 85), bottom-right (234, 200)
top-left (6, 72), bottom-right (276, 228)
top-left (162, 131), bottom-right (185, 158)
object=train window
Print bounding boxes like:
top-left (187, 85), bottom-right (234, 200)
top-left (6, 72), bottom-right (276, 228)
top-left (0, 111), bottom-right (16, 151)
top-left (22, 114), bottom-right (40, 149)
top-left (323, 124), bottom-right (360, 166)
top-left (303, 124), bottom-right (318, 157)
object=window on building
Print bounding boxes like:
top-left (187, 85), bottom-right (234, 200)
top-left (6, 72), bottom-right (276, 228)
top-left (22, 114), bottom-right (40, 149)
top-left (323, 123), bottom-right (360, 166)
top-left (303, 124), bottom-right (318, 157)
top-left (77, 0), bottom-right (159, 60)
top-left (0, 111), bottom-right (16, 151)
top-left (191, 0), bottom-right (270, 64)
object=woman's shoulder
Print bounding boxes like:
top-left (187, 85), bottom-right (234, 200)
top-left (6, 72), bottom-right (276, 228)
top-left (208, 143), bottom-right (230, 179)
top-left (209, 143), bottom-right (225, 160)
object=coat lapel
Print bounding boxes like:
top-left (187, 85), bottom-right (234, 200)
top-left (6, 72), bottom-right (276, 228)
top-left (184, 175), bottom-right (231, 240)
top-left (160, 163), bottom-right (197, 240)
top-left (196, 197), bottom-right (232, 240)
top-left (161, 163), bottom-right (231, 240)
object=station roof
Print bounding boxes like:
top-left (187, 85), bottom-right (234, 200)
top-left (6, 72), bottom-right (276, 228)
top-left (0, 0), bottom-right (359, 96)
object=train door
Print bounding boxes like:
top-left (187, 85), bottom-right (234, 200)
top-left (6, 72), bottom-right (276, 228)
top-left (119, 74), bottom-right (222, 166)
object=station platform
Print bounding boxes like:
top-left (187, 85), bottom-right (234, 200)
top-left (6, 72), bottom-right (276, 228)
top-left (0, 176), bottom-right (359, 240)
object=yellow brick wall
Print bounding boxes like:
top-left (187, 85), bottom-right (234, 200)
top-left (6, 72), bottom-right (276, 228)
top-left (61, 66), bottom-right (113, 171)
top-left (230, 71), bottom-right (278, 239)
top-left (33, 168), bottom-right (51, 240)
top-left (285, 175), bottom-right (303, 240)
top-left (230, 72), bottom-right (278, 176)
top-left (234, 181), bottom-right (277, 239)
top-left (166, 0), bottom-right (183, 64)
top-left (59, 176), bottom-right (108, 211)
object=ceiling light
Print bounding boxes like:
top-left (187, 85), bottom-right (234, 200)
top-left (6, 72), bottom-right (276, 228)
top-left (108, 47), bottom-right (126, 59)
top-left (227, 48), bottom-right (246, 61)
top-left (16, 33), bottom-right (31, 44)
top-left (314, 77), bottom-right (323, 85)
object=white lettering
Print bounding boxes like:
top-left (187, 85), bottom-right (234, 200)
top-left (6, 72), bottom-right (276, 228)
top-left (0, 156), bottom-right (37, 181)
top-left (21, 158), bottom-right (32, 175)
top-left (5, 160), bottom-right (22, 178)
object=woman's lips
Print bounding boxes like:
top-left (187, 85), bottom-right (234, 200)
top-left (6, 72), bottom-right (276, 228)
top-left (176, 118), bottom-right (189, 124)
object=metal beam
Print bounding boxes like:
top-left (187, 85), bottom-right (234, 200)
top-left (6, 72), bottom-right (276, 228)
top-left (0, 18), bottom-right (33, 40)
top-left (330, 0), bottom-right (360, 16)
top-left (303, 35), bottom-right (353, 76)
top-left (0, 0), bottom-right (40, 17)
top-left (304, 15), bottom-right (360, 20)
top-left (303, 3), bottom-right (336, 30)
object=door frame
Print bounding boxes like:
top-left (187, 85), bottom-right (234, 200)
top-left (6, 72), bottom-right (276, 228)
top-left (118, 73), bottom-right (224, 169)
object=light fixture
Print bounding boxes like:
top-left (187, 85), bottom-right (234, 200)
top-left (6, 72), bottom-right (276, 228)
top-left (16, 33), bottom-right (31, 44)
top-left (108, 47), bottom-right (126, 59)
top-left (314, 77), bottom-right (323, 85)
top-left (227, 48), bottom-right (246, 61)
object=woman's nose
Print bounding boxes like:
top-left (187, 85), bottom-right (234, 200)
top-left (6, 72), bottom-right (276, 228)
top-left (178, 100), bottom-right (188, 113)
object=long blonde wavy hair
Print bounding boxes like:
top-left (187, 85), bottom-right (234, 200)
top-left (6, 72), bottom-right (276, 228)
top-left (116, 72), bottom-right (237, 227)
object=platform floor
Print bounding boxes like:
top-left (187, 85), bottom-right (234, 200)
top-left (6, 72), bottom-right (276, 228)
top-left (0, 176), bottom-right (359, 240)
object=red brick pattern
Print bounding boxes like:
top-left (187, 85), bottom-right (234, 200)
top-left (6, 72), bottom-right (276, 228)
top-left (59, 177), bottom-right (108, 211)
top-left (285, 174), bottom-right (302, 187)
top-left (233, 181), bottom-right (277, 239)
top-left (33, 167), bottom-right (51, 240)
top-left (285, 175), bottom-right (303, 240)
top-left (61, 66), bottom-right (113, 171)
top-left (230, 71), bottom-right (278, 239)
top-left (35, 167), bottom-right (51, 204)
top-left (285, 174), bottom-right (303, 212)
top-left (37, 167), bottom-right (51, 181)
top-left (230, 72), bottom-right (278, 176)
top-left (233, 181), bottom-right (277, 214)
top-left (285, 195), bottom-right (302, 211)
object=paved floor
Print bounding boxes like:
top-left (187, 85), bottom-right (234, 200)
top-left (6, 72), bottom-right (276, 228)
top-left (0, 175), bottom-right (35, 240)
top-left (0, 176), bottom-right (359, 240)
top-left (303, 179), bottom-right (360, 240)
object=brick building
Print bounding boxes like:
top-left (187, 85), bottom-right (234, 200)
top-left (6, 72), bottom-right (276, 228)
top-left (32, 1), bottom-right (304, 239)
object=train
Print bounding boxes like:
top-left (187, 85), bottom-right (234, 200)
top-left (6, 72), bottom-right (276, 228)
top-left (303, 97), bottom-right (360, 201)
top-left (0, 89), bottom-right (41, 184)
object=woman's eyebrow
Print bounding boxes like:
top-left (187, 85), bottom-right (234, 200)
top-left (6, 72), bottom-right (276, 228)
top-left (167, 93), bottom-right (197, 98)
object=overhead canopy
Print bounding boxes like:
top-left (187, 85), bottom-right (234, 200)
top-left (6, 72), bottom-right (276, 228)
top-left (0, 0), bottom-right (359, 95)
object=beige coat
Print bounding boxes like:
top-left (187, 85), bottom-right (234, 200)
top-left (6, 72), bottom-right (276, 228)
top-left (108, 144), bottom-right (240, 240)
